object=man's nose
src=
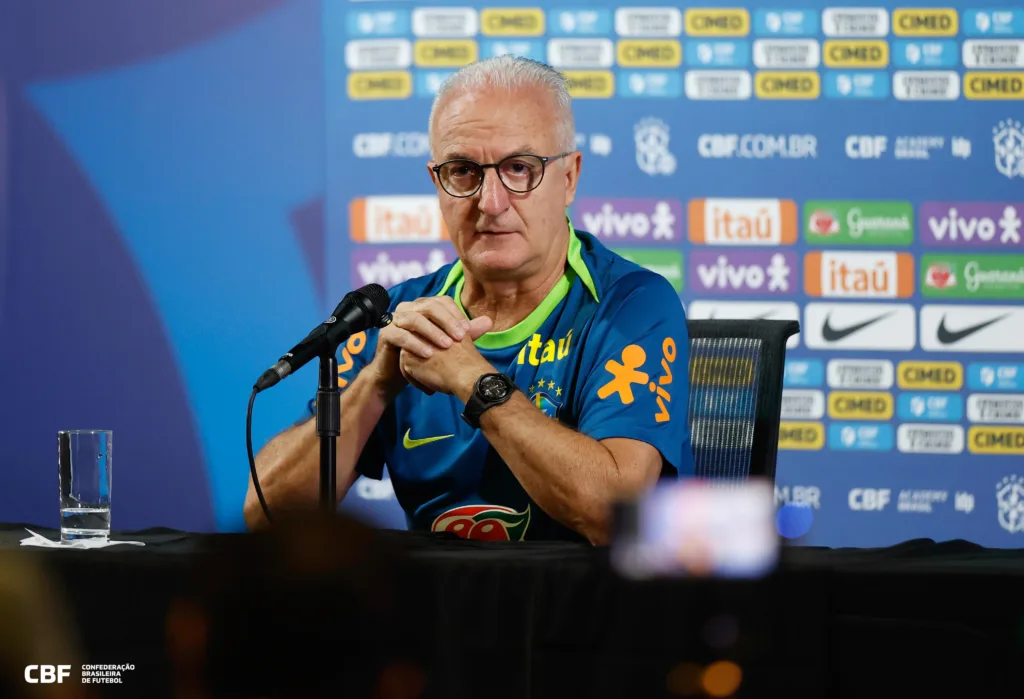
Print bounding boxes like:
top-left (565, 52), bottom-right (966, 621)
top-left (477, 169), bottom-right (510, 216)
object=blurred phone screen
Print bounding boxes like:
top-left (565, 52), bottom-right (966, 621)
top-left (611, 478), bottom-right (779, 580)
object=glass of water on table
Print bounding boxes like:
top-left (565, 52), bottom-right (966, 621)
top-left (58, 430), bottom-right (112, 543)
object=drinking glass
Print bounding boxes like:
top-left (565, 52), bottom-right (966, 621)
top-left (58, 430), bottom-right (112, 543)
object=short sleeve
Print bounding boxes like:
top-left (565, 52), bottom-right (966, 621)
top-left (576, 273), bottom-right (695, 477)
top-left (305, 327), bottom-right (387, 480)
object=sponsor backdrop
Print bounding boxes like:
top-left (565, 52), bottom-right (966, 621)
top-left (3, 2), bottom-right (1023, 547)
top-left (328, 0), bottom-right (1024, 548)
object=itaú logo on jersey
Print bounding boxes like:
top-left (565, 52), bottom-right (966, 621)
top-left (517, 330), bottom-right (572, 366)
top-left (432, 504), bottom-right (531, 541)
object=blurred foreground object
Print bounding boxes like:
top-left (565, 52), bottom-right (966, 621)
top-left (0, 553), bottom-right (86, 699)
top-left (611, 478), bottom-right (779, 580)
top-left (169, 512), bottom-right (425, 699)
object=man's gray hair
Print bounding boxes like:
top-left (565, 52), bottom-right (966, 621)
top-left (428, 55), bottom-right (576, 157)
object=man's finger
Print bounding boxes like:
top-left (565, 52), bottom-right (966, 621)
top-left (418, 297), bottom-right (470, 341)
top-left (393, 312), bottom-right (453, 349)
top-left (383, 327), bottom-right (435, 359)
top-left (467, 315), bottom-right (493, 340)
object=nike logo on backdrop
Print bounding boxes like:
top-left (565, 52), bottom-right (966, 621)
top-left (821, 312), bottom-right (892, 342)
top-left (936, 314), bottom-right (1010, 345)
top-left (403, 429), bottom-right (454, 449)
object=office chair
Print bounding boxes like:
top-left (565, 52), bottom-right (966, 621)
top-left (686, 319), bottom-right (800, 482)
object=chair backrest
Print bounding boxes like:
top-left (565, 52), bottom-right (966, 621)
top-left (686, 319), bottom-right (800, 483)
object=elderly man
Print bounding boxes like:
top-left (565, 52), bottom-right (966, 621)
top-left (245, 56), bottom-right (695, 544)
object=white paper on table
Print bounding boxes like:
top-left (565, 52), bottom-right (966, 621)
top-left (19, 529), bottom-right (146, 549)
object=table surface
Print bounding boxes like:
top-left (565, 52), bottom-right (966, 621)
top-left (4, 522), bottom-right (1024, 574)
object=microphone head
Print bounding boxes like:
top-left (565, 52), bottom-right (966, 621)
top-left (355, 283), bottom-right (391, 317)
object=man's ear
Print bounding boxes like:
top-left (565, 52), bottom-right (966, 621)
top-left (563, 151), bottom-right (582, 208)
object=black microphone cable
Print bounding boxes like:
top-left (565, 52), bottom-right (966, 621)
top-left (247, 387), bottom-right (273, 524)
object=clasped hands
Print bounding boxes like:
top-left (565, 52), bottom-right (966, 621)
top-left (370, 296), bottom-right (494, 400)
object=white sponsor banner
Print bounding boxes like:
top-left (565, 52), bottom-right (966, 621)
top-left (688, 300), bottom-right (801, 348)
top-left (345, 39), bottom-right (413, 70)
top-left (546, 38), bottom-right (615, 68)
top-left (822, 7), bottom-right (890, 37)
top-left (684, 70), bottom-right (753, 100)
top-left (753, 39), bottom-right (821, 68)
top-left (412, 8), bottom-right (479, 37)
top-left (893, 71), bottom-right (960, 100)
top-left (967, 394), bottom-right (1024, 423)
top-left (827, 359), bottom-right (894, 389)
top-left (781, 389), bottom-right (826, 419)
top-left (804, 303), bottom-right (917, 351)
top-left (962, 40), bottom-right (1024, 69)
top-left (615, 7), bottom-right (683, 37)
top-left (920, 305), bottom-right (1024, 353)
top-left (897, 424), bottom-right (965, 454)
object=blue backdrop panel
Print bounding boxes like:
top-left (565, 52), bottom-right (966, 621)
top-left (326, 0), bottom-right (1024, 547)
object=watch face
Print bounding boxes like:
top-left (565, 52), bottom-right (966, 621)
top-left (480, 375), bottom-right (509, 400)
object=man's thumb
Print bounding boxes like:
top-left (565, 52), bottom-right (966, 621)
top-left (467, 315), bottom-right (493, 339)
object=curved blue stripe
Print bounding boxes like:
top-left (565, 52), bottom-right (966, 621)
top-left (27, 0), bottom-right (325, 530)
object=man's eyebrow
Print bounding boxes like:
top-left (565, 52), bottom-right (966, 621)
top-left (440, 145), bottom-right (537, 161)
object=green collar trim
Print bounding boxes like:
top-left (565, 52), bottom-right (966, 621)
top-left (435, 219), bottom-right (598, 349)
top-left (454, 270), bottom-right (572, 348)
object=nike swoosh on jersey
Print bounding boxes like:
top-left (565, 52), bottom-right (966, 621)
top-left (821, 312), bottom-right (892, 342)
top-left (403, 429), bottom-right (454, 449)
top-left (936, 314), bottom-right (1010, 345)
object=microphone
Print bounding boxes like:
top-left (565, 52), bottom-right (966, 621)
top-left (254, 284), bottom-right (391, 392)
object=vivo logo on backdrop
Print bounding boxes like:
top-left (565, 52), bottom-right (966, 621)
top-left (351, 246), bottom-right (453, 287)
top-left (574, 198), bottom-right (683, 244)
top-left (689, 250), bottom-right (796, 294)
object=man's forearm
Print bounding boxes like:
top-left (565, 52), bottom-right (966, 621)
top-left (243, 369), bottom-right (390, 530)
top-left (469, 390), bottom-right (647, 545)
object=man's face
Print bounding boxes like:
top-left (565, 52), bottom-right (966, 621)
top-left (428, 86), bottom-right (581, 281)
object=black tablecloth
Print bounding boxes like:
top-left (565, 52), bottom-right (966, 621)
top-left (2, 523), bottom-right (1023, 698)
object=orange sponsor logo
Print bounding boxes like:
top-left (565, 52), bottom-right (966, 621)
top-left (688, 198), bottom-right (798, 245)
top-left (804, 251), bottom-right (915, 298)
top-left (349, 196), bottom-right (449, 243)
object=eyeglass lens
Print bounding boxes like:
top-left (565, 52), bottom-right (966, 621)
top-left (438, 155), bottom-right (546, 196)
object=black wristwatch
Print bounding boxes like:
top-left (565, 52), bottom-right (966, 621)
top-left (462, 373), bottom-right (518, 429)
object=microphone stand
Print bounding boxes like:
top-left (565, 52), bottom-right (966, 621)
top-left (316, 349), bottom-right (340, 511)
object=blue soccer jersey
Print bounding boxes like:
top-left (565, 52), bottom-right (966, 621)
top-left (321, 223), bottom-right (695, 541)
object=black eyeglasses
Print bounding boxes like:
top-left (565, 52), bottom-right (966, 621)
top-left (431, 152), bottom-right (573, 198)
